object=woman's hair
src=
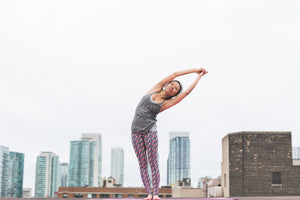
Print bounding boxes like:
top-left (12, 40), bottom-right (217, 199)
top-left (162, 80), bottom-right (183, 99)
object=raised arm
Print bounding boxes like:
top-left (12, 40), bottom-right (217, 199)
top-left (147, 68), bottom-right (200, 94)
top-left (160, 70), bottom-right (207, 112)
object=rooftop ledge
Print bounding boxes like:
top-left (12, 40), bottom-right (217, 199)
top-left (228, 131), bottom-right (291, 135)
top-left (85, 199), bottom-right (238, 200)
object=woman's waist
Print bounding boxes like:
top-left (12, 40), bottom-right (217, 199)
top-left (133, 112), bottom-right (158, 121)
top-left (132, 115), bottom-right (157, 124)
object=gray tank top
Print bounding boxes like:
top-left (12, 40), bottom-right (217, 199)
top-left (131, 92), bottom-right (166, 134)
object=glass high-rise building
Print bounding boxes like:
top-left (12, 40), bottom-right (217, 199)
top-left (167, 132), bottom-right (190, 186)
top-left (82, 133), bottom-right (102, 187)
top-left (68, 141), bottom-right (89, 186)
top-left (110, 147), bottom-right (124, 186)
top-left (35, 152), bottom-right (59, 197)
top-left (59, 163), bottom-right (68, 187)
top-left (7, 152), bottom-right (24, 197)
top-left (293, 147), bottom-right (300, 159)
top-left (68, 133), bottom-right (102, 187)
top-left (0, 145), bottom-right (9, 197)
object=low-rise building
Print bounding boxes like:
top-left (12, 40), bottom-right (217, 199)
top-left (207, 176), bottom-right (222, 197)
top-left (222, 131), bottom-right (300, 197)
top-left (57, 187), bottom-right (172, 198)
top-left (22, 188), bottom-right (32, 198)
top-left (101, 177), bottom-right (115, 188)
top-left (172, 187), bottom-right (202, 198)
top-left (199, 176), bottom-right (213, 197)
top-left (171, 178), bottom-right (202, 198)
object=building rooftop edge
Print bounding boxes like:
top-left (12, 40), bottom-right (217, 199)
top-left (58, 187), bottom-right (171, 189)
top-left (222, 131), bottom-right (292, 139)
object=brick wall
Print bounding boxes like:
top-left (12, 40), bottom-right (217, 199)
top-left (225, 132), bottom-right (300, 196)
top-left (57, 187), bottom-right (172, 198)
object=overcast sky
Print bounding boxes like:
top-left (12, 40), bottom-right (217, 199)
top-left (1, 0), bottom-right (300, 192)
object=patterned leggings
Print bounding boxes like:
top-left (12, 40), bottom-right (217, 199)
top-left (132, 130), bottom-right (160, 196)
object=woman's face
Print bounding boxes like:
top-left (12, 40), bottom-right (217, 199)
top-left (165, 81), bottom-right (181, 97)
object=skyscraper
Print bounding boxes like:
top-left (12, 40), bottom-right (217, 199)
top-left (0, 145), bottom-right (9, 197)
top-left (81, 133), bottom-right (102, 187)
top-left (7, 152), bottom-right (24, 197)
top-left (167, 132), bottom-right (190, 186)
top-left (110, 147), bottom-right (124, 186)
top-left (293, 147), bottom-right (300, 159)
top-left (59, 163), bottom-right (68, 187)
top-left (35, 152), bottom-right (59, 197)
top-left (68, 133), bottom-right (102, 187)
top-left (68, 141), bottom-right (89, 187)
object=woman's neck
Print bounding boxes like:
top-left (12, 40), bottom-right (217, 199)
top-left (158, 90), bottom-right (170, 100)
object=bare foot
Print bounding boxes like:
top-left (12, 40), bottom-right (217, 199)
top-left (144, 195), bottom-right (152, 200)
top-left (153, 195), bottom-right (160, 200)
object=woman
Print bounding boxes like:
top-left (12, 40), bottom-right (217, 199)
top-left (131, 68), bottom-right (208, 200)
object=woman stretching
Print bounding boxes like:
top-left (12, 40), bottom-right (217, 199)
top-left (131, 68), bottom-right (208, 200)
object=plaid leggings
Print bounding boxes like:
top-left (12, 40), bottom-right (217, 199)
top-left (132, 130), bottom-right (160, 196)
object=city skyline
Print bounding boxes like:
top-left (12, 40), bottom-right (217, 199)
top-left (3, 131), bottom-right (300, 198)
top-left (0, 130), bottom-right (218, 196)
top-left (1, 136), bottom-right (300, 196)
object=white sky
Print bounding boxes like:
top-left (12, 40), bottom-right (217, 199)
top-left (1, 0), bottom-right (300, 192)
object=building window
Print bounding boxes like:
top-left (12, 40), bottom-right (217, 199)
top-left (87, 194), bottom-right (97, 198)
top-left (62, 194), bottom-right (68, 198)
top-left (272, 172), bottom-right (281, 184)
top-left (100, 194), bottom-right (110, 198)
top-left (113, 194), bottom-right (123, 198)
top-left (128, 195), bottom-right (134, 198)
top-left (166, 195), bottom-right (172, 198)
top-left (74, 193), bottom-right (84, 198)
